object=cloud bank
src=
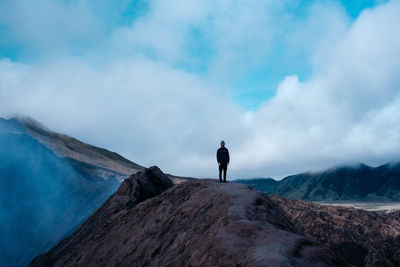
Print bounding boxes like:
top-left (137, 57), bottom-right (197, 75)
top-left (0, 0), bottom-right (399, 179)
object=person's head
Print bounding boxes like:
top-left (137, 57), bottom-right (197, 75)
top-left (220, 140), bottom-right (225, 147)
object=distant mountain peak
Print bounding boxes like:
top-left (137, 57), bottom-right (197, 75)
top-left (4, 116), bottom-right (145, 181)
top-left (239, 161), bottom-right (400, 201)
top-left (15, 115), bottom-right (51, 132)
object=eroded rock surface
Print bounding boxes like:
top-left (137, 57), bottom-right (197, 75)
top-left (30, 168), bottom-right (342, 267)
top-left (272, 196), bottom-right (400, 266)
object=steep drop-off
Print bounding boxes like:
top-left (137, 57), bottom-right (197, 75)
top-left (0, 117), bottom-right (145, 266)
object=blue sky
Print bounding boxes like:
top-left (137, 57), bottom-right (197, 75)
top-left (0, 0), bottom-right (387, 109)
top-left (0, 0), bottom-right (399, 178)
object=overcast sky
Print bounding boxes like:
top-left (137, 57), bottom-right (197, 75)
top-left (0, 0), bottom-right (399, 179)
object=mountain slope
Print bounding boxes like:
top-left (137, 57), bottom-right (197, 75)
top-left (0, 117), bottom-right (145, 266)
top-left (15, 116), bottom-right (144, 181)
top-left (238, 163), bottom-right (400, 201)
top-left (235, 177), bottom-right (277, 194)
top-left (31, 167), bottom-right (345, 267)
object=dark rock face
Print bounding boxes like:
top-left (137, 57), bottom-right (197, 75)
top-left (271, 196), bottom-right (400, 266)
top-left (238, 163), bottom-right (400, 201)
top-left (31, 170), bottom-right (344, 267)
top-left (110, 166), bottom-right (175, 210)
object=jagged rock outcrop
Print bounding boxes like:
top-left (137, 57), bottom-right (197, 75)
top-left (31, 167), bottom-right (342, 267)
top-left (271, 196), bottom-right (400, 266)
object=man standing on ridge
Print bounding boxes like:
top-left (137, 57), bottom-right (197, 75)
top-left (217, 140), bottom-right (230, 183)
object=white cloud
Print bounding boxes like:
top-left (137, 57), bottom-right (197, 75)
top-left (234, 0), bottom-right (400, 178)
top-left (0, 56), bottom-right (246, 177)
top-left (1, 0), bottom-right (400, 179)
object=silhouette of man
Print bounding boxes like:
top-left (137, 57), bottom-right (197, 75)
top-left (217, 140), bottom-right (230, 183)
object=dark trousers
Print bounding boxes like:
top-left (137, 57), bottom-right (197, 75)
top-left (219, 163), bottom-right (227, 182)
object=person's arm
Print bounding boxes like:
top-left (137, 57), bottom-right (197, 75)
top-left (227, 149), bottom-right (230, 165)
top-left (217, 149), bottom-right (221, 165)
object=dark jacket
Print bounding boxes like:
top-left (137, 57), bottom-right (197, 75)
top-left (217, 147), bottom-right (230, 164)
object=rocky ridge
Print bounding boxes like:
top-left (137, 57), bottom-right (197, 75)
top-left (31, 166), bottom-right (344, 267)
top-left (31, 167), bottom-right (400, 266)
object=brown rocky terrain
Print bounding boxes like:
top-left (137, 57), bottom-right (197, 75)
top-left (271, 196), bottom-right (400, 266)
top-left (30, 166), bottom-right (400, 267)
top-left (30, 166), bottom-right (344, 267)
